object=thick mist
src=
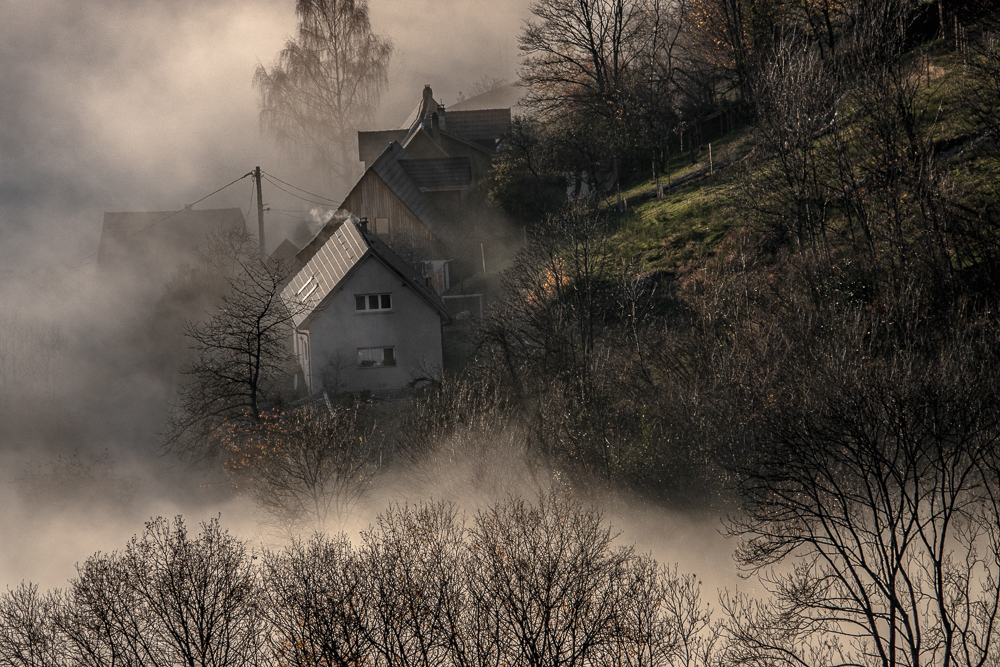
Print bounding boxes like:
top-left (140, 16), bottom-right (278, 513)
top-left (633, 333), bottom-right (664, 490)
top-left (0, 0), bottom-right (736, 597)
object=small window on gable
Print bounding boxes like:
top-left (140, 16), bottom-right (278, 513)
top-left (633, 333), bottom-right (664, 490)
top-left (358, 347), bottom-right (396, 367)
top-left (355, 293), bottom-right (391, 311)
top-left (375, 217), bottom-right (389, 235)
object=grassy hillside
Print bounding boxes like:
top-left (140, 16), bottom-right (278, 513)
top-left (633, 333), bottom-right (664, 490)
top-left (598, 41), bottom-right (996, 285)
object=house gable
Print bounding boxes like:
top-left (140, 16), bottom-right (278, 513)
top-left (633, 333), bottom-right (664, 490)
top-left (339, 143), bottom-right (451, 259)
top-left (305, 253), bottom-right (444, 394)
top-left (282, 216), bottom-right (450, 394)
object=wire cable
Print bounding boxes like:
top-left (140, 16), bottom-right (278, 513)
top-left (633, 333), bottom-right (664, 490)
top-left (261, 175), bottom-right (336, 208)
top-left (260, 170), bottom-right (340, 204)
top-left (27, 171), bottom-right (254, 279)
top-left (129, 171), bottom-right (254, 239)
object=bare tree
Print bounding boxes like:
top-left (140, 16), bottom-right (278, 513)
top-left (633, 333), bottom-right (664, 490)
top-left (254, 0), bottom-right (392, 189)
top-left (467, 494), bottom-right (635, 667)
top-left (225, 403), bottom-right (384, 533)
top-left (54, 517), bottom-right (263, 667)
top-left (0, 497), bottom-right (720, 667)
top-left (261, 534), bottom-right (371, 667)
top-left (357, 502), bottom-right (466, 667)
top-left (722, 305), bottom-right (1000, 667)
top-left (164, 250), bottom-right (301, 462)
top-left (0, 584), bottom-right (60, 667)
top-left (520, 0), bottom-right (652, 114)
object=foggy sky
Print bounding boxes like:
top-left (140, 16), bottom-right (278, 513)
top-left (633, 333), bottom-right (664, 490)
top-left (0, 0), bottom-right (532, 590)
top-left (0, 0), bottom-right (529, 273)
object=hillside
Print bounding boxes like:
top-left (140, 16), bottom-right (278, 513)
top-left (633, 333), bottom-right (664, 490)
top-left (425, 26), bottom-right (1000, 509)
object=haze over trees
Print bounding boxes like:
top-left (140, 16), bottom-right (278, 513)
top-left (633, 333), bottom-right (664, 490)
top-left (0, 497), bottom-right (720, 667)
top-left (254, 0), bottom-right (393, 191)
top-left (15, 0), bottom-right (996, 665)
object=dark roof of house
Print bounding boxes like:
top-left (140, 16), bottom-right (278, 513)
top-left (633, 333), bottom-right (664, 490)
top-left (97, 207), bottom-right (246, 282)
top-left (400, 123), bottom-right (495, 160)
top-left (444, 108), bottom-right (512, 148)
top-left (282, 216), bottom-right (450, 329)
top-left (358, 129), bottom-right (408, 165)
top-left (268, 239), bottom-right (304, 286)
top-left (368, 142), bottom-right (446, 237)
top-left (399, 157), bottom-right (471, 190)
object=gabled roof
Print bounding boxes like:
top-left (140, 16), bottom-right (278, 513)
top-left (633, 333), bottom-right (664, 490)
top-left (368, 142), bottom-right (446, 238)
top-left (401, 123), bottom-right (495, 159)
top-left (283, 216), bottom-right (450, 329)
top-left (295, 209), bottom-right (354, 266)
top-left (399, 157), bottom-right (471, 190)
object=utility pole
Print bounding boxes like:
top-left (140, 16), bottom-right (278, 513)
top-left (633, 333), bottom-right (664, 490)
top-left (255, 166), bottom-right (265, 260)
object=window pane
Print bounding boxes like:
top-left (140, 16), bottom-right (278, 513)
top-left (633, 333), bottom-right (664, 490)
top-left (369, 295), bottom-right (379, 309)
top-left (381, 294), bottom-right (391, 309)
top-left (355, 296), bottom-right (366, 311)
top-left (383, 348), bottom-right (395, 365)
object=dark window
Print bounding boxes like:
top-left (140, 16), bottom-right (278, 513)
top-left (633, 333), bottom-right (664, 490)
top-left (358, 347), bottom-right (395, 367)
top-left (355, 293), bottom-right (392, 312)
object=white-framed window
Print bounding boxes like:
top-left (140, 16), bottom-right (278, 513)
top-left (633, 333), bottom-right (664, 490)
top-left (358, 347), bottom-right (395, 368)
top-left (355, 293), bottom-right (392, 311)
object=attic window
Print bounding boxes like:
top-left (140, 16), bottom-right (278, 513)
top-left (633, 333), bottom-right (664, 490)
top-left (355, 293), bottom-right (392, 311)
top-left (358, 347), bottom-right (395, 368)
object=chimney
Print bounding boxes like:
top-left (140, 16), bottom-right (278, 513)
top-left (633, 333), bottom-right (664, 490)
top-left (359, 217), bottom-right (369, 232)
top-left (422, 85), bottom-right (434, 119)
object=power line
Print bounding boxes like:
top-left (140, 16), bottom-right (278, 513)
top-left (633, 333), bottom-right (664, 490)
top-left (260, 170), bottom-right (340, 204)
top-left (19, 171), bottom-right (255, 282)
top-left (261, 175), bottom-right (337, 208)
top-left (126, 171), bottom-right (254, 240)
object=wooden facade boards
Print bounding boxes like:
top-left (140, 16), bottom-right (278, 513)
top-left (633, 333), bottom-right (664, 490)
top-left (341, 170), bottom-right (448, 259)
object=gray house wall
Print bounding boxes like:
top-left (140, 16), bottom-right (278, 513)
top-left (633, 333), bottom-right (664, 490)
top-left (304, 254), bottom-right (444, 394)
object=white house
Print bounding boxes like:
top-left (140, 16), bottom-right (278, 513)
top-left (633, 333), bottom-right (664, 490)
top-left (282, 214), bottom-right (451, 395)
